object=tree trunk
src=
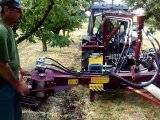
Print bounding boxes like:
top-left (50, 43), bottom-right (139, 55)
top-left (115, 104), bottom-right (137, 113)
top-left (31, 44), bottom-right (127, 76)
top-left (63, 28), bottom-right (66, 36)
top-left (67, 30), bottom-right (70, 36)
top-left (52, 28), bottom-right (61, 35)
top-left (42, 39), bottom-right (47, 52)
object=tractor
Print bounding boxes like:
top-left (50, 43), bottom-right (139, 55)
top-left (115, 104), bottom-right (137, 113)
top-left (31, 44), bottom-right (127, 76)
top-left (21, 2), bottom-right (160, 109)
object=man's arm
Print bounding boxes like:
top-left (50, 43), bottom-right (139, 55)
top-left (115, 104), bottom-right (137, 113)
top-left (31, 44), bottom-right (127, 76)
top-left (0, 62), bottom-right (29, 96)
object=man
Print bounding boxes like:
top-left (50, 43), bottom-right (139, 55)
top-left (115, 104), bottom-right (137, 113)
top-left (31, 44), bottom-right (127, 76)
top-left (0, 0), bottom-right (29, 120)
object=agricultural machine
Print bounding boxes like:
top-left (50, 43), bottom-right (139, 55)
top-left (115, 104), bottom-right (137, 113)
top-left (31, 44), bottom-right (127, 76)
top-left (21, 3), bottom-right (160, 109)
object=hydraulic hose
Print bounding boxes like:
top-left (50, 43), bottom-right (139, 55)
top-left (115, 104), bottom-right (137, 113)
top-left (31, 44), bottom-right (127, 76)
top-left (111, 29), bottom-right (160, 88)
top-left (103, 16), bottom-right (132, 71)
top-left (49, 63), bottom-right (76, 74)
top-left (100, 17), bottom-right (159, 88)
top-left (146, 30), bottom-right (160, 50)
top-left (110, 60), bottom-right (159, 88)
top-left (45, 57), bottom-right (73, 72)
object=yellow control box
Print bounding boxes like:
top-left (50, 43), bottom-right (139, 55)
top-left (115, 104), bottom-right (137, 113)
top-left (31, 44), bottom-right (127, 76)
top-left (89, 57), bottom-right (103, 65)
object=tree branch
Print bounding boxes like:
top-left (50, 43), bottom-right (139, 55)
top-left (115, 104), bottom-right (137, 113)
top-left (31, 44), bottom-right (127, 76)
top-left (17, 0), bottom-right (54, 44)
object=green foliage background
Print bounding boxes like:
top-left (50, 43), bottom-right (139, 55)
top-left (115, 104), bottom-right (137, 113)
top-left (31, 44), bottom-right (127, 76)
top-left (124, 0), bottom-right (160, 32)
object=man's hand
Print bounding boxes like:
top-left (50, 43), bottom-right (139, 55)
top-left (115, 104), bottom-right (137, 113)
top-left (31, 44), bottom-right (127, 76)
top-left (0, 62), bottom-right (29, 95)
top-left (14, 80), bottom-right (29, 96)
top-left (19, 67), bottom-right (30, 81)
top-left (19, 67), bottom-right (30, 75)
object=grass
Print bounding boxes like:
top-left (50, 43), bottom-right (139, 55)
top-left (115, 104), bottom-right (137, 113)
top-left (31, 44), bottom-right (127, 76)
top-left (19, 23), bottom-right (160, 120)
top-left (85, 91), bottom-right (160, 120)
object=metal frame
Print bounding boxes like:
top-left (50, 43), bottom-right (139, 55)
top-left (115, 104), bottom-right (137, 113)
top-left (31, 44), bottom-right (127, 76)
top-left (21, 11), bottom-right (160, 109)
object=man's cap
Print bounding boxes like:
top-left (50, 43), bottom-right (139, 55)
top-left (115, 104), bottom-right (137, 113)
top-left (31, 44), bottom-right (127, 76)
top-left (0, 0), bottom-right (24, 9)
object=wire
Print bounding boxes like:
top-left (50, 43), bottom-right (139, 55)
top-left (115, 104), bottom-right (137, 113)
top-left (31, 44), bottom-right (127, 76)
top-left (49, 64), bottom-right (75, 74)
top-left (147, 31), bottom-right (160, 50)
top-left (45, 57), bottom-right (73, 72)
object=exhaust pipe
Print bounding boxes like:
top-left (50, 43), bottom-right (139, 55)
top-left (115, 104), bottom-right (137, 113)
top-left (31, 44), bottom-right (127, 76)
top-left (144, 84), bottom-right (160, 100)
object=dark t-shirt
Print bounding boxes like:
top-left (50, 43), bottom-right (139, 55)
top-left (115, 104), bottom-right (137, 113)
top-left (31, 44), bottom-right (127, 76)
top-left (0, 21), bottom-right (20, 76)
top-left (0, 21), bottom-right (21, 119)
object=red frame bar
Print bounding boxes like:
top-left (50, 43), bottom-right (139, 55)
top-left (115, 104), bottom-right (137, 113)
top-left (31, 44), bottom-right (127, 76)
top-left (82, 45), bottom-right (104, 50)
top-left (28, 69), bottom-right (160, 106)
top-left (125, 87), bottom-right (160, 106)
top-left (134, 16), bottom-right (144, 61)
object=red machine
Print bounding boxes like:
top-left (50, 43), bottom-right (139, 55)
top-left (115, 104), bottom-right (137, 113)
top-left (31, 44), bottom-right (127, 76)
top-left (21, 5), bottom-right (160, 109)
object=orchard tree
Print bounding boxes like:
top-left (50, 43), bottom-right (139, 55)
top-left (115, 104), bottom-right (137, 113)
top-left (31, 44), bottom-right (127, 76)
top-left (16, 0), bottom-right (84, 51)
top-left (17, 0), bottom-right (55, 51)
top-left (124, 0), bottom-right (160, 31)
top-left (15, 0), bottom-right (106, 51)
top-left (17, 0), bottom-right (54, 51)
top-left (48, 0), bottom-right (84, 35)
